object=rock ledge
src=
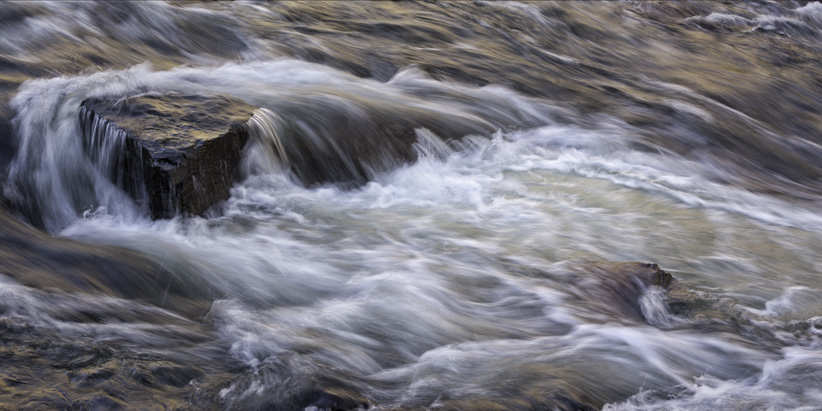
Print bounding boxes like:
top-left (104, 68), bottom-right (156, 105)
top-left (80, 94), bottom-right (256, 219)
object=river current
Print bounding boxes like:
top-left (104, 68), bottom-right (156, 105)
top-left (1, 2), bottom-right (822, 410)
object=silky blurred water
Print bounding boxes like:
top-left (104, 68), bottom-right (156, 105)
top-left (1, 1), bottom-right (822, 410)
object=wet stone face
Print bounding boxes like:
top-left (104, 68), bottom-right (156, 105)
top-left (80, 94), bottom-right (256, 219)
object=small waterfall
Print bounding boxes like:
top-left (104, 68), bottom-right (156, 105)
top-left (243, 108), bottom-right (290, 177)
top-left (4, 60), bottom-right (565, 230)
top-left (244, 104), bottom-right (464, 188)
top-left (78, 104), bottom-right (149, 215)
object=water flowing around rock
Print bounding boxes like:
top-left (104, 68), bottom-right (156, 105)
top-left (1, 1), bottom-right (822, 410)
top-left (80, 94), bottom-right (255, 219)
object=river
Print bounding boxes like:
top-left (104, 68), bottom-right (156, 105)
top-left (1, 1), bottom-right (822, 410)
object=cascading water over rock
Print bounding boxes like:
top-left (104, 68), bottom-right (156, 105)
top-left (2, 1), bottom-right (822, 410)
top-left (79, 94), bottom-right (255, 219)
top-left (75, 87), bottom-right (503, 220)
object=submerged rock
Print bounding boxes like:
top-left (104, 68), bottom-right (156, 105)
top-left (0, 210), bottom-right (221, 318)
top-left (80, 94), bottom-right (256, 219)
top-left (247, 103), bottom-right (495, 188)
top-left (564, 262), bottom-right (675, 323)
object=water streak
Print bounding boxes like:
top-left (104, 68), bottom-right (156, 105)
top-left (2, 1), bottom-right (822, 409)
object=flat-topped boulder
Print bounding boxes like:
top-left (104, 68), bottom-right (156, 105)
top-left (80, 94), bottom-right (256, 219)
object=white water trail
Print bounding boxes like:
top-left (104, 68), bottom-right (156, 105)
top-left (6, 60), bottom-right (822, 232)
top-left (5, 60), bottom-right (561, 230)
top-left (5, 58), bottom-right (822, 408)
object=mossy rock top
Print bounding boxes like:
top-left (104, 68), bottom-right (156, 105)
top-left (81, 94), bottom-right (257, 154)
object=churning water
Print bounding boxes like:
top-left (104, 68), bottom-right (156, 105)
top-left (1, 1), bottom-right (822, 410)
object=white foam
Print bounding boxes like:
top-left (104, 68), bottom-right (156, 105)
top-left (257, 119), bottom-right (822, 232)
top-left (639, 286), bottom-right (679, 327)
top-left (606, 346), bottom-right (822, 410)
top-left (7, 59), bottom-right (564, 231)
top-left (374, 323), bottom-right (768, 406)
top-left (3, 2), bottom-right (822, 408)
top-left (797, 1), bottom-right (822, 27)
top-left (744, 286), bottom-right (822, 321)
top-left (703, 12), bottom-right (752, 27)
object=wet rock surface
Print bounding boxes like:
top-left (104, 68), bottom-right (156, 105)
top-left (248, 104), bottom-right (495, 189)
top-left (1, 1), bottom-right (821, 410)
top-left (0, 211), bottom-right (221, 318)
top-left (0, 246), bottom-right (690, 410)
top-left (259, 1), bottom-right (822, 197)
top-left (80, 94), bottom-right (256, 219)
top-left (0, 278), bottom-right (230, 411)
top-left (554, 261), bottom-right (675, 323)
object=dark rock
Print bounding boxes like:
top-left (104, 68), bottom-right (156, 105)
top-left (80, 94), bottom-right (256, 219)
top-left (77, 395), bottom-right (127, 411)
top-left (250, 103), bottom-right (494, 188)
top-left (569, 262), bottom-right (675, 322)
top-left (150, 364), bottom-right (203, 388)
top-left (303, 390), bottom-right (369, 411)
top-left (664, 280), bottom-right (738, 328)
top-left (265, 109), bottom-right (422, 188)
top-left (0, 103), bottom-right (15, 211)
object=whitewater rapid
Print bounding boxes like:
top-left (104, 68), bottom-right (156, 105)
top-left (2, 1), bottom-right (822, 409)
top-left (6, 61), bottom-right (815, 409)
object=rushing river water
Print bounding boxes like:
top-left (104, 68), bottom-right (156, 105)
top-left (2, 1), bottom-right (822, 410)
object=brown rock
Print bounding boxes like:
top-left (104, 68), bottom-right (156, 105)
top-left (80, 94), bottom-right (256, 219)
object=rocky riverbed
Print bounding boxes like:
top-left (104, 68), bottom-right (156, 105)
top-left (2, 1), bottom-right (822, 410)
